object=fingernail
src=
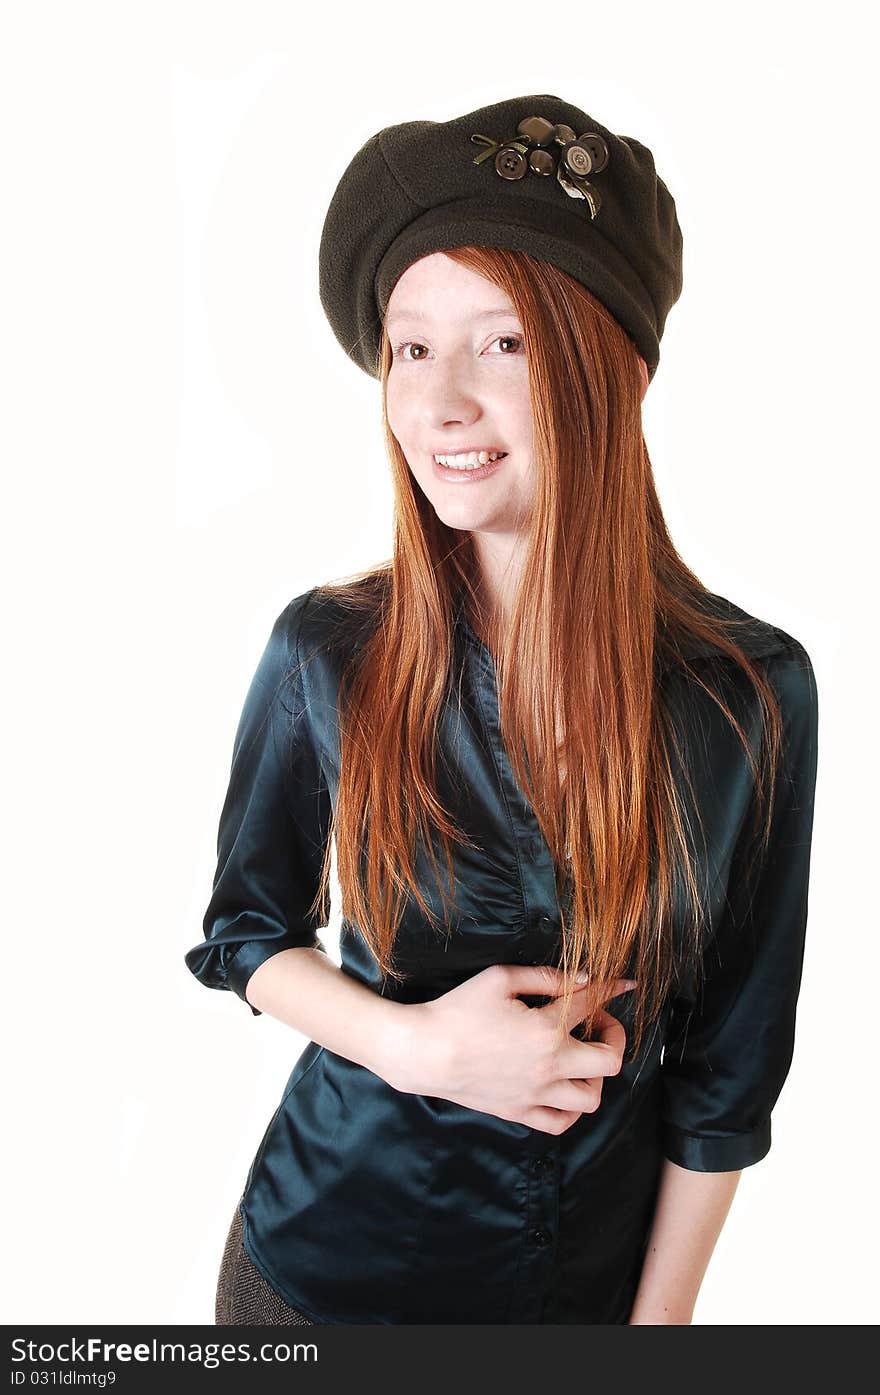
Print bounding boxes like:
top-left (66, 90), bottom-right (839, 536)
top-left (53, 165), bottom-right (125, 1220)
top-left (575, 973), bottom-right (590, 984)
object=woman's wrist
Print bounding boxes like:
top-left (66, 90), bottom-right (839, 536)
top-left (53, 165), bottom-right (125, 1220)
top-left (376, 1001), bottom-right (446, 1095)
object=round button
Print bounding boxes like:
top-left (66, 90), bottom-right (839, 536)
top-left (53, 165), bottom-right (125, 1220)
top-left (528, 149), bottom-right (555, 176)
top-left (552, 123), bottom-right (577, 145)
top-left (562, 142), bottom-right (595, 179)
top-left (578, 131), bottom-right (610, 173)
top-left (531, 1156), bottom-right (554, 1173)
top-left (531, 1228), bottom-right (552, 1247)
top-left (494, 145), bottom-right (528, 180)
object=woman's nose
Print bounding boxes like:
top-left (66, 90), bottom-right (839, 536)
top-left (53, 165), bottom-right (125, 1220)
top-left (418, 354), bottom-right (481, 421)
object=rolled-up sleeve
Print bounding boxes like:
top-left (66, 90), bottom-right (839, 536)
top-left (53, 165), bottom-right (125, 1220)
top-left (660, 637), bottom-right (819, 1171)
top-left (184, 590), bottom-right (333, 1016)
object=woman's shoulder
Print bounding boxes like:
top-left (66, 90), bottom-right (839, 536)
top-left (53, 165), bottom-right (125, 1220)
top-left (661, 590), bottom-right (811, 668)
top-left (281, 569), bottom-right (391, 664)
top-left (660, 590), bottom-right (817, 737)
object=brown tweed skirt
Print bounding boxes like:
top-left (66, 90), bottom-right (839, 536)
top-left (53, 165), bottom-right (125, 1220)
top-left (215, 1203), bottom-right (317, 1326)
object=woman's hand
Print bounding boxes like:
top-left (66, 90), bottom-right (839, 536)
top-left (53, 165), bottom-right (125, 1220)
top-left (387, 964), bottom-right (635, 1133)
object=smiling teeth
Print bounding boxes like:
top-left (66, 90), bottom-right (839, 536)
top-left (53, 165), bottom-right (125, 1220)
top-left (435, 450), bottom-right (506, 469)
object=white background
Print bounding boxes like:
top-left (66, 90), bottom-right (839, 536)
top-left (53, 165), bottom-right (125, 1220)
top-left (3, 0), bottom-right (876, 1326)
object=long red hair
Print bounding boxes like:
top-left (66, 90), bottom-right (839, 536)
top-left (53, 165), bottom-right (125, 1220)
top-left (304, 245), bottom-right (783, 1060)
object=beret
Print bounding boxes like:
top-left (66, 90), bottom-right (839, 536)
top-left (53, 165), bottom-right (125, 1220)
top-left (318, 93), bottom-right (684, 383)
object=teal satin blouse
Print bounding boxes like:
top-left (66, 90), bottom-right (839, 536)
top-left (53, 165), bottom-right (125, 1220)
top-left (184, 585), bottom-right (819, 1325)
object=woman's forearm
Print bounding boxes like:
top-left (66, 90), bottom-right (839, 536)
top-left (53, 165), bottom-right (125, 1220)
top-left (244, 947), bottom-right (416, 1084)
top-left (628, 1158), bottom-right (742, 1324)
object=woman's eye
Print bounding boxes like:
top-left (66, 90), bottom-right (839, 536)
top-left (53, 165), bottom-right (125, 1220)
top-left (395, 341), bottom-right (429, 362)
top-left (491, 334), bottom-right (524, 355)
top-left (393, 334), bottom-right (524, 362)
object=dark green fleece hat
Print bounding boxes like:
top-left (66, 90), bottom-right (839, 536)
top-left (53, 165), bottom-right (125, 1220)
top-left (318, 93), bottom-right (684, 383)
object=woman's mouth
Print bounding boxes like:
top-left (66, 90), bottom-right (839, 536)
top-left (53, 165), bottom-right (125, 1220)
top-left (432, 450), bottom-right (508, 484)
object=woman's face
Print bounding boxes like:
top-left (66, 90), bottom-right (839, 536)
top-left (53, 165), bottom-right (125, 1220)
top-left (384, 253), bottom-right (536, 539)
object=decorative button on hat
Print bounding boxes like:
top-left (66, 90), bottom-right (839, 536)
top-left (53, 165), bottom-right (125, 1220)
top-left (318, 93), bottom-right (684, 383)
top-left (471, 114), bottom-right (611, 219)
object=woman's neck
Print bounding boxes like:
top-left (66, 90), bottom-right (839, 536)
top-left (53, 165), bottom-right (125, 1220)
top-left (468, 530), bottom-right (528, 641)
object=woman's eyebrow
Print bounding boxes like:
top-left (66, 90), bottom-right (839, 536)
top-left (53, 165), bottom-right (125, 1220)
top-left (386, 307), bottom-right (520, 326)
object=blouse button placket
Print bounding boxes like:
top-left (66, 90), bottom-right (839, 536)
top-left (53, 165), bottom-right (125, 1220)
top-left (467, 637), bottom-right (564, 934)
top-left (465, 625), bottom-right (566, 1324)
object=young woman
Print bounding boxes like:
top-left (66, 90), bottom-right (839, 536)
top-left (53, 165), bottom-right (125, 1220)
top-left (185, 94), bottom-right (819, 1326)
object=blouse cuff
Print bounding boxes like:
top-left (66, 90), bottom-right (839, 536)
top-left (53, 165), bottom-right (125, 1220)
top-left (661, 1116), bottom-right (772, 1172)
top-left (226, 933), bottom-right (326, 1016)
